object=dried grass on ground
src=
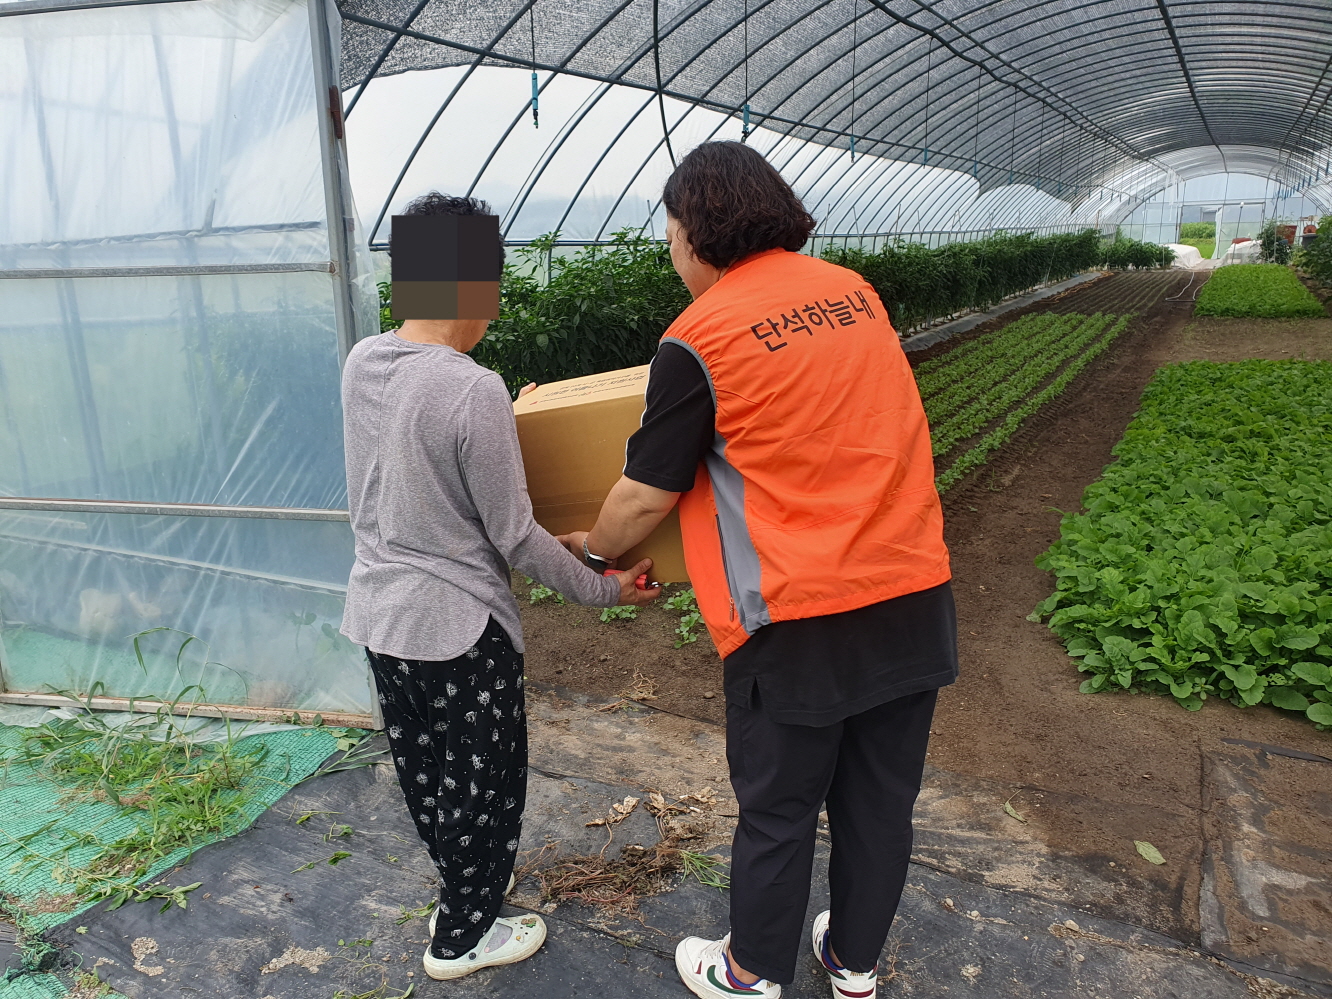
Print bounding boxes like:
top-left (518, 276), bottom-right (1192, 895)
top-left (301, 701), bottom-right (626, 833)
top-left (518, 786), bottom-right (728, 915)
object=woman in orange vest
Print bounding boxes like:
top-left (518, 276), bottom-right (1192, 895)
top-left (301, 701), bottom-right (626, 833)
top-left (564, 141), bottom-right (957, 999)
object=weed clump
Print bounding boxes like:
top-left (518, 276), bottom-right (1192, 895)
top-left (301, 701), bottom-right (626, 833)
top-left (1, 705), bottom-right (268, 915)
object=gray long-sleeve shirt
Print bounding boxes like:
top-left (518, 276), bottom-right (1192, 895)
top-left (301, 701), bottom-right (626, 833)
top-left (339, 331), bottom-right (619, 661)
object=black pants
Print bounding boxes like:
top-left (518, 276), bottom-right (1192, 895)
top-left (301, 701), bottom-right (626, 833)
top-left (366, 617), bottom-right (527, 959)
top-left (727, 687), bottom-right (938, 984)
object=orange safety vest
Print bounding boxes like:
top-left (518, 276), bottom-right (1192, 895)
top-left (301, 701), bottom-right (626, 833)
top-left (664, 248), bottom-right (950, 658)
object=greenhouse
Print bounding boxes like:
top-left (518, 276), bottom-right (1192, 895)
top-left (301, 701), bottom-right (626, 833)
top-left (2, 0), bottom-right (1331, 996)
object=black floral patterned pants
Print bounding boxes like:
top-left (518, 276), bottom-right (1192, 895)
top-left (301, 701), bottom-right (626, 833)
top-left (366, 616), bottom-right (527, 958)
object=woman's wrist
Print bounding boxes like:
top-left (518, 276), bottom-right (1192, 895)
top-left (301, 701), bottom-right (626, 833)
top-left (582, 537), bottom-right (617, 573)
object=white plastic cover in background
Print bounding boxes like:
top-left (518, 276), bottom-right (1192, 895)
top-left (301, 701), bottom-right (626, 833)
top-left (1216, 203), bottom-right (1266, 254)
top-left (0, 509), bottom-right (368, 714)
top-left (1163, 244), bottom-right (1204, 269)
top-left (0, 272), bottom-right (346, 507)
top-left (0, 0), bottom-right (328, 268)
top-left (0, 0), bottom-right (371, 718)
top-left (1217, 240), bottom-right (1262, 265)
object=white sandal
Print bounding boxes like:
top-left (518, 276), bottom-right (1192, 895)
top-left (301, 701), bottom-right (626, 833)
top-left (422, 912), bottom-right (547, 980)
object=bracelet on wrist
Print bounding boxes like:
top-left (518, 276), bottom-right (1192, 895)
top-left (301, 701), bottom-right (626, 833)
top-left (582, 538), bottom-right (616, 573)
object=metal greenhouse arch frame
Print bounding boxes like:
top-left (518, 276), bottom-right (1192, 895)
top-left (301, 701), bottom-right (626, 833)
top-left (338, 0), bottom-right (1332, 242)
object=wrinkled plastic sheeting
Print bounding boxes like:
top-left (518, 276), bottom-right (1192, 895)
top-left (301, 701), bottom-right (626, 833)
top-left (0, 272), bottom-right (347, 507)
top-left (0, 0), bottom-right (328, 269)
top-left (1163, 243), bottom-right (1205, 269)
top-left (0, 0), bottom-right (377, 716)
top-left (1217, 240), bottom-right (1263, 265)
top-left (0, 509), bottom-right (366, 714)
top-left (1215, 204), bottom-right (1266, 254)
top-left (1201, 740), bottom-right (1332, 987)
top-left (0, 270), bottom-right (368, 714)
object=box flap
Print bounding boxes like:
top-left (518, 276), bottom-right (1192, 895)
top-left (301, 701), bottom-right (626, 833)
top-left (513, 365), bottom-right (650, 414)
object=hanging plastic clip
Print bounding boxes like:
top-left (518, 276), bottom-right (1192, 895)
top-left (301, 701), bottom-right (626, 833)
top-left (531, 70), bottom-right (539, 128)
top-left (742, 103), bottom-right (751, 143)
top-left (850, 135), bottom-right (856, 162)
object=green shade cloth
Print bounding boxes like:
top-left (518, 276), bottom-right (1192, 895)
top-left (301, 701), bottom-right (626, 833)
top-left (0, 724), bottom-right (337, 937)
top-left (0, 973), bottom-right (73, 999)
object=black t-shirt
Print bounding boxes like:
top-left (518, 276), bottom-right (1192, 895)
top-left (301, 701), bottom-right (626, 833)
top-left (624, 343), bottom-right (958, 727)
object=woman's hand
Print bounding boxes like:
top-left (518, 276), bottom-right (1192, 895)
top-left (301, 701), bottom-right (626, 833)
top-left (553, 534), bottom-right (659, 604)
top-left (554, 531), bottom-right (590, 561)
top-left (518, 382), bottom-right (538, 398)
top-left (611, 559), bottom-right (662, 605)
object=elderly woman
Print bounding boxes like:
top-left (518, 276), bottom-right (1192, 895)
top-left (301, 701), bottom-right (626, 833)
top-left (339, 192), bottom-right (659, 982)
top-left (565, 143), bottom-right (957, 999)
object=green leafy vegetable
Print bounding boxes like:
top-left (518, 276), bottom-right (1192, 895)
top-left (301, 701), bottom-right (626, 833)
top-left (529, 583), bottom-right (565, 606)
top-left (919, 312), bottom-right (1133, 492)
top-left (1031, 360), bottom-right (1332, 728)
top-left (665, 587), bottom-right (703, 647)
top-left (1194, 263), bottom-right (1324, 318)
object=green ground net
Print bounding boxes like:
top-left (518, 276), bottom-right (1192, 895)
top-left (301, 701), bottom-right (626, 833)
top-left (0, 973), bottom-right (68, 999)
top-left (0, 718), bottom-right (338, 991)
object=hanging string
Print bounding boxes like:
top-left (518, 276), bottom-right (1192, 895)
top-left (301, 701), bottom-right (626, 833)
top-left (1055, 109), bottom-right (1066, 199)
top-left (1072, 122), bottom-right (1084, 205)
top-left (1034, 103), bottom-right (1045, 192)
top-left (741, 0), bottom-right (751, 142)
top-left (653, 0), bottom-right (676, 167)
top-left (849, 0), bottom-right (858, 161)
top-left (529, 1), bottom-right (538, 128)
top-left (972, 63), bottom-right (981, 180)
top-left (1007, 89), bottom-right (1019, 186)
top-left (922, 35), bottom-right (932, 166)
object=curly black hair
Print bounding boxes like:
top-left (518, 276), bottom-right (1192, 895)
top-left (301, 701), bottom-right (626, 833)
top-left (389, 192), bottom-right (505, 266)
top-left (662, 142), bottom-right (816, 269)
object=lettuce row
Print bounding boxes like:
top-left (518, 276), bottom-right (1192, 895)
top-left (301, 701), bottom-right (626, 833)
top-left (934, 316), bottom-right (1130, 492)
top-left (914, 313), bottom-right (1062, 390)
top-left (1029, 359), bottom-right (1332, 727)
top-left (923, 315), bottom-right (1084, 423)
top-left (928, 314), bottom-right (1116, 458)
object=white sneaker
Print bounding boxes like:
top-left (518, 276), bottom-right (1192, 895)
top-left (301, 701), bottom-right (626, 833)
top-left (422, 913), bottom-right (546, 980)
top-left (428, 873), bottom-right (516, 935)
top-left (811, 910), bottom-right (878, 999)
top-left (675, 933), bottom-right (782, 998)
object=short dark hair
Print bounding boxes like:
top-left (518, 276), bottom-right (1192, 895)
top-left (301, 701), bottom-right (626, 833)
top-left (390, 192), bottom-right (505, 267)
top-left (662, 142), bottom-right (816, 269)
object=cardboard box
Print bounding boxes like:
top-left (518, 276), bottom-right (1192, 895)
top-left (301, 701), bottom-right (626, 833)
top-left (513, 365), bottom-right (689, 583)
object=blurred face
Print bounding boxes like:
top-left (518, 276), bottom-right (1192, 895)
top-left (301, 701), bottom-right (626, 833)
top-left (666, 215), bottom-right (725, 300)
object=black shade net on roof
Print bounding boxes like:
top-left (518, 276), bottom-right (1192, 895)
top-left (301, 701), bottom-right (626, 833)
top-left (337, 0), bottom-right (1332, 243)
